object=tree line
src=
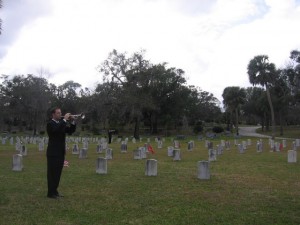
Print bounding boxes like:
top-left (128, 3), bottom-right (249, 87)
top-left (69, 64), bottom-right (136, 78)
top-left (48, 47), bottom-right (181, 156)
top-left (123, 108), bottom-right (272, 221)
top-left (0, 50), bottom-right (221, 138)
top-left (0, 49), bottom-right (299, 138)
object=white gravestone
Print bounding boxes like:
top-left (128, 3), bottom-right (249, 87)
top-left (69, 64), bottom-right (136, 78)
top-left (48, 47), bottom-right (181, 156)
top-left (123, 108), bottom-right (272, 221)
top-left (174, 140), bottom-right (180, 149)
top-left (221, 140), bottom-right (225, 147)
top-left (145, 159), bottom-right (157, 176)
top-left (121, 141), bottom-right (127, 152)
top-left (157, 140), bottom-right (163, 149)
top-left (15, 142), bottom-right (22, 152)
top-left (296, 139), bottom-right (300, 147)
top-left (197, 161), bottom-right (210, 180)
top-left (132, 138), bottom-right (136, 144)
top-left (167, 146), bottom-right (174, 156)
top-left (238, 144), bottom-right (244, 154)
top-left (270, 139), bottom-right (275, 151)
top-left (242, 141), bottom-right (247, 150)
top-left (133, 149), bottom-right (142, 160)
top-left (208, 149), bottom-right (217, 162)
top-left (20, 145), bottom-right (27, 156)
top-left (217, 145), bottom-right (223, 155)
top-left (275, 142), bottom-right (280, 152)
top-left (173, 149), bottom-right (181, 161)
top-left (288, 150), bottom-right (297, 163)
top-left (139, 147), bottom-right (147, 159)
top-left (96, 144), bottom-right (103, 153)
top-left (188, 141), bottom-right (193, 151)
top-left (282, 139), bottom-right (287, 148)
top-left (38, 142), bottom-right (44, 151)
top-left (105, 148), bottom-right (113, 160)
top-left (82, 141), bottom-right (88, 149)
top-left (256, 141), bottom-right (263, 152)
top-left (96, 157), bottom-right (107, 174)
top-left (12, 154), bottom-right (23, 171)
top-left (79, 148), bottom-right (88, 159)
top-left (72, 144), bottom-right (79, 154)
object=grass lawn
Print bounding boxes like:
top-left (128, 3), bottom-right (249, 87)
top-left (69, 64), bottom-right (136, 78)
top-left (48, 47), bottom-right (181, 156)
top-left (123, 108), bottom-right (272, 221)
top-left (0, 136), bottom-right (300, 225)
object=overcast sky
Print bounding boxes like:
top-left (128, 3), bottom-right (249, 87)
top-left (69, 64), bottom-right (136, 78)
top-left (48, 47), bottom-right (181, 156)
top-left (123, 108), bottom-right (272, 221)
top-left (0, 0), bottom-right (300, 102)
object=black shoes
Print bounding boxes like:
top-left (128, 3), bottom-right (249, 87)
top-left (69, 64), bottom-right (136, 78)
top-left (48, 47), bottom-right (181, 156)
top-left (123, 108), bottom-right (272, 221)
top-left (55, 193), bottom-right (64, 198)
top-left (47, 193), bottom-right (64, 199)
top-left (47, 194), bottom-right (59, 199)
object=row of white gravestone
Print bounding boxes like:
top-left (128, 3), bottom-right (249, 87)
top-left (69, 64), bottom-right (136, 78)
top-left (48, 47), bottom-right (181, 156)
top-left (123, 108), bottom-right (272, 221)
top-left (95, 157), bottom-right (209, 179)
top-left (72, 146), bottom-right (114, 160)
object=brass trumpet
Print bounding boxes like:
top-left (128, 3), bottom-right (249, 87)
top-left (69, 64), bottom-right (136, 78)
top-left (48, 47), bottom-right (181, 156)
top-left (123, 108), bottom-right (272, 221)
top-left (61, 113), bottom-right (85, 120)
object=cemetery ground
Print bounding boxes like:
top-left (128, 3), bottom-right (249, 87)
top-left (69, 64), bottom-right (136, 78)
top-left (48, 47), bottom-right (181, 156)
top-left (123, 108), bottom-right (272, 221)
top-left (0, 137), bottom-right (300, 225)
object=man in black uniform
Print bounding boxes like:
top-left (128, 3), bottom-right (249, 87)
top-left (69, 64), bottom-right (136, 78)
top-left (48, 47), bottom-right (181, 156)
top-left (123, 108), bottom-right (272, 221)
top-left (46, 107), bottom-right (76, 199)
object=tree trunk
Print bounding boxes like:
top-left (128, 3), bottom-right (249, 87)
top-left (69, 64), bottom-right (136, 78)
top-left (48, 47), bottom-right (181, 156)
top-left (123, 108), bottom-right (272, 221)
top-left (265, 112), bottom-right (269, 132)
top-left (279, 110), bottom-right (283, 136)
top-left (261, 117), bottom-right (264, 132)
top-left (235, 108), bottom-right (239, 136)
top-left (266, 86), bottom-right (276, 139)
top-left (134, 117), bottom-right (140, 139)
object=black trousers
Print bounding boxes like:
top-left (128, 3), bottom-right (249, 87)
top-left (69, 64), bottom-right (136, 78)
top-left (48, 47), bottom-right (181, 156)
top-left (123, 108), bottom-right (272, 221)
top-left (47, 156), bottom-right (64, 196)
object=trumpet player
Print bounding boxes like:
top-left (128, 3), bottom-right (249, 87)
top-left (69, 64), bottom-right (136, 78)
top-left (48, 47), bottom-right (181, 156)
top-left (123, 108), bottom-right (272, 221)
top-left (46, 107), bottom-right (76, 199)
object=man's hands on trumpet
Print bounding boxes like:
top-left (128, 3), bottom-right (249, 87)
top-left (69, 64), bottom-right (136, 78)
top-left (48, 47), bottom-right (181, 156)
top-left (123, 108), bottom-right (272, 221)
top-left (64, 113), bottom-right (71, 121)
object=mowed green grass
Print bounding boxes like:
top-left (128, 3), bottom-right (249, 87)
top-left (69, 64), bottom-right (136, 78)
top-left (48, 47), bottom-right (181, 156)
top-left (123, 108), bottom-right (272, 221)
top-left (0, 137), bottom-right (300, 225)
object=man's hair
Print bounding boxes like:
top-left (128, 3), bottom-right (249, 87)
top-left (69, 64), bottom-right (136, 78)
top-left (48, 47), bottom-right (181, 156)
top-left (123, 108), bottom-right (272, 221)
top-left (50, 107), bottom-right (61, 115)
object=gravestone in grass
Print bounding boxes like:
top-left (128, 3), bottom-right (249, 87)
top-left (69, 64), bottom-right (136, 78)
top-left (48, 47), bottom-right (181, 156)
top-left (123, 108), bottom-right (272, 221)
top-left (105, 148), bottom-right (113, 160)
top-left (208, 149), bottom-right (217, 162)
top-left (12, 154), bottom-right (23, 171)
top-left (238, 144), bottom-right (244, 154)
top-left (256, 140), bottom-right (263, 152)
top-left (288, 150), bottom-right (297, 163)
top-left (173, 149), bottom-right (181, 161)
top-left (157, 140), bottom-right (163, 149)
top-left (96, 157), bottom-right (107, 174)
top-left (167, 146), bottom-right (174, 156)
top-left (145, 159), bottom-right (157, 176)
top-left (133, 149), bottom-right (142, 160)
top-left (38, 142), bottom-right (44, 151)
top-left (197, 161), bottom-right (210, 180)
top-left (121, 141), bottom-right (127, 153)
top-left (282, 139), bottom-right (287, 148)
top-left (139, 147), bottom-right (147, 159)
top-left (72, 144), bottom-right (79, 154)
top-left (20, 145), bottom-right (27, 156)
top-left (79, 148), bottom-right (88, 159)
top-left (174, 140), bottom-right (180, 149)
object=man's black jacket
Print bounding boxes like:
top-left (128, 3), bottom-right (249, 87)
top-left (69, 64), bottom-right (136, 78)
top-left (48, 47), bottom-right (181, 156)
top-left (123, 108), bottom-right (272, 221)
top-left (46, 119), bottom-right (76, 157)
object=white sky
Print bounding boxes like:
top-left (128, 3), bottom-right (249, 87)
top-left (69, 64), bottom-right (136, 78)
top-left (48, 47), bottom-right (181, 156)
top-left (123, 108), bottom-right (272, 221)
top-left (0, 0), bottom-right (300, 102)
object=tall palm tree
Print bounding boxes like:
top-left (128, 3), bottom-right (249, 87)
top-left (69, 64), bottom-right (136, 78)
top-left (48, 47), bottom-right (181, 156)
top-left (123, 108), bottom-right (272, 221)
top-left (247, 55), bottom-right (278, 140)
top-left (222, 86), bottom-right (246, 136)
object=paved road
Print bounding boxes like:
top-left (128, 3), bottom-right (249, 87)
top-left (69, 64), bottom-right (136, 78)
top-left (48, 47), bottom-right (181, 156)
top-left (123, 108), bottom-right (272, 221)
top-left (238, 126), bottom-right (271, 138)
